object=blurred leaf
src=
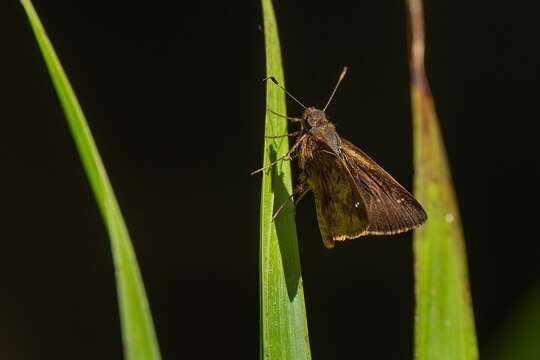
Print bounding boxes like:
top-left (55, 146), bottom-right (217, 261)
top-left (487, 283), bottom-right (540, 360)
top-left (407, 0), bottom-right (479, 359)
top-left (19, 1), bottom-right (161, 359)
top-left (259, 0), bottom-right (311, 359)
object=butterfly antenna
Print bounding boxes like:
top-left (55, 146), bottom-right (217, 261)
top-left (323, 66), bottom-right (348, 112)
top-left (263, 76), bottom-right (307, 109)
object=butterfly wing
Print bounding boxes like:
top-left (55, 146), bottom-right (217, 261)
top-left (305, 151), bottom-right (369, 248)
top-left (340, 138), bottom-right (427, 235)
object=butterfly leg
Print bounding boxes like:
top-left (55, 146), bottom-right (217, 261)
top-left (265, 109), bottom-right (305, 137)
top-left (266, 108), bottom-right (303, 123)
top-left (272, 181), bottom-right (311, 221)
top-left (250, 153), bottom-right (296, 176)
top-left (250, 134), bottom-right (307, 175)
top-left (294, 173), bottom-right (310, 207)
top-left (265, 130), bottom-right (302, 139)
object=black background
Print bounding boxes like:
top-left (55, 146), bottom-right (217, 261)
top-left (2, 0), bottom-right (539, 359)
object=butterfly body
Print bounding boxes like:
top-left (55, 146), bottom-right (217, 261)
top-left (293, 106), bottom-right (427, 248)
top-left (260, 68), bottom-right (426, 248)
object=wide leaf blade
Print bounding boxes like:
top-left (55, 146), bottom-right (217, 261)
top-left (407, 0), bottom-right (479, 359)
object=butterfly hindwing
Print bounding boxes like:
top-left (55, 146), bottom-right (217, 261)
top-left (305, 151), bottom-right (369, 248)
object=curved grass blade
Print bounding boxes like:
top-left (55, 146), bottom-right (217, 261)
top-left (19, 1), bottom-right (161, 359)
top-left (259, 0), bottom-right (311, 359)
top-left (407, 0), bottom-right (479, 359)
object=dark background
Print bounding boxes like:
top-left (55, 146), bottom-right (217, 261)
top-left (2, 0), bottom-right (539, 359)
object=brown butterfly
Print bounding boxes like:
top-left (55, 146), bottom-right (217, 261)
top-left (255, 67), bottom-right (427, 248)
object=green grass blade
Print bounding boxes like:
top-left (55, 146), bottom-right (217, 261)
top-left (407, 1), bottom-right (479, 359)
top-left (259, 0), bottom-right (311, 359)
top-left (19, 1), bottom-right (161, 359)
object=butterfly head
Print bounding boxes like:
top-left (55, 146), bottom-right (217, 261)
top-left (303, 107), bottom-right (328, 128)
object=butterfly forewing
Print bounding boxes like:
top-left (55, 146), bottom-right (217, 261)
top-left (340, 138), bottom-right (427, 235)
